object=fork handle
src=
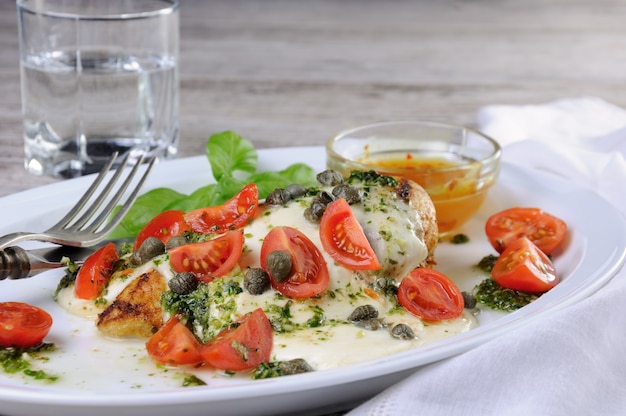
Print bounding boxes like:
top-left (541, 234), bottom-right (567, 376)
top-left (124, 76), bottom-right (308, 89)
top-left (0, 246), bottom-right (63, 280)
top-left (0, 232), bottom-right (63, 251)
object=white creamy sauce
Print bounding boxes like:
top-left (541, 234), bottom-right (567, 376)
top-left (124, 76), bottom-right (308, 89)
top-left (56, 260), bottom-right (173, 319)
top-left (351, 184), bottom-right (428, 280)
top-left (56, 185), bottom-right (477, 371)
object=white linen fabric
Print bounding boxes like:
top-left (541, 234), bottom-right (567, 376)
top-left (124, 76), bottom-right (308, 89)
top-left (347, 97), bottom-right (626, 416)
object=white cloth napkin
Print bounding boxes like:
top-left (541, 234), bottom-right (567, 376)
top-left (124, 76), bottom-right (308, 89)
top-left (347, 97), bottom-right (626, 416)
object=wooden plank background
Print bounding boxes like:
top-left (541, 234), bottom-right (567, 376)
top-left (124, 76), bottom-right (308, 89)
top-left (1, 0), bottom-right (626, 196)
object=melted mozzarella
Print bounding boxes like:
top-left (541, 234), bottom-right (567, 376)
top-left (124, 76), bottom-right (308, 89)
top-left (350, 184), bottom-right (428, 280)
top-left (56, 189), bottom-right (476, 371)
top-left (56, 259), bottom-right (173, 319)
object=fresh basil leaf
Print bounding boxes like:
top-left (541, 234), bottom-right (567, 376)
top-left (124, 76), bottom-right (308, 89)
top-left (107, 187), bottom-right (187, 239)
top-left (109, 132), bottom-right (318, 239)
top-left (206, 131), bottom-right (257, 181)
top-left (206, 176), bottom-right (250, 205)
top-left (178, 176), bottom-right (247, 211)
top-left (279, 163), bottom-right (318, 187)
top-left (250, 163), bottom-right (318, 198)
top-left (165, 183), bottom-right (219, 213)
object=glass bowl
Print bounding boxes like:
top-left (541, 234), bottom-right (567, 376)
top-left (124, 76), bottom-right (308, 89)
top-left (326, 120), bottom-right (502, 235)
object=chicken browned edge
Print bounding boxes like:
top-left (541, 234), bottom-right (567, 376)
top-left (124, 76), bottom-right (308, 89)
top-left (395, 177), bottom-right (438, 268)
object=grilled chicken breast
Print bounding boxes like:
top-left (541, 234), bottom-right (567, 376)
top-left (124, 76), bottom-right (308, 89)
top-left (96, 269), bottom-right (167, 338)
top-left (64, 173), bottom-right (440, 340)
top-left (398, 177), bottom-right (438, 267)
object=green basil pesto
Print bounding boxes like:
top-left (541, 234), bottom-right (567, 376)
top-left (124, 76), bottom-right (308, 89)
top-left (306, 305), bottom-right (326, 328)
top-left (472, 254), bottom-right (539, 311)
top-left (450, 233), bottom-right (470, 244)
top-left (346, 170), bottom-right (398, 188)
top-left (162, 268), bottom-right (387, 348)
top-left (0, 343), bottom-right (58, 383)
top-left (162, 276), bottom-right (244, 343)
top-left (265, 301), bottom-right (332, 333)
top-left (179, 230), bottom-right (222, 244)
top-left (162, 276), bottom-right (333, 343)
top-left (53, 257), bottom-right (80, 300)
top-left (252, 359), bottom-right (313, 380)
top-left (118, 241), bottom-right (134, 256)
top-left (474, 278), bottom-right (539, 312)
top-left (182, 374), bottom-right (207, 387)
top-left (253, 362), bottom-right (283, 379)
top-left (475, 254), bottom-right (499, 274)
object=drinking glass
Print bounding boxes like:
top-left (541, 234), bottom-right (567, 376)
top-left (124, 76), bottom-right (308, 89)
top-left (17, 0), bottom-right (179, 178)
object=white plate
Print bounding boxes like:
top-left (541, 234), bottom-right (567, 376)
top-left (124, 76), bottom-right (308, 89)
top-left (0, 146), bottom-right (624, 416)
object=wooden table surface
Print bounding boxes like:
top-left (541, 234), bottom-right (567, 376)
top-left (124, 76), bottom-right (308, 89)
top-left (2, 0), bottom-right (626, 197)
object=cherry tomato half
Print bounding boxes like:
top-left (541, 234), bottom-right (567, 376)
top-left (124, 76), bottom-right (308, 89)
top-left (0, 302), bottom-right (53, 348)
top-left (74, 242), bottom-right (119, 300)
top-left (145, 315), bottom-right (203, 366)
top-left (485, 207), bottom-right (567, 255)
top-left (319, 198), bottom-right (381, 270)
top-left (184, 183), bottom-right (259, 234)
top-left (169, 230), bottom-right (244, 282)
top-left (397, 268), bottom-right (464, 322)
top-left (261, 226), bottom-right (330, 299)
top-left (200, 308), bottom-right (273, 372)
top-left (134, 210), bottom-right (191, 250)
top-left (491, 236), bottom-right (558, 293)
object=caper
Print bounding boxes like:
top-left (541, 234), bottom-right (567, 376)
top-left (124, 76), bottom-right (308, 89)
top-left (166, 234), bottom-right (191, 250)
top-left (462, 291), bottom-right (477, 309)
top-left (390, 323), bottom-right (416, 340)
top-left (304, 200), bottom-right (326, 223)
top-left (373, 277), bottom-right (391, 290)
top-left (265, 188), bottom-right (291, 205)
top-left (266, 250), bottom-right (292, 282)
top-left (303, 192), bottom-right (334, 223)
top-left (132, 237), bottom-right (165, 265)
top-left (244, 267), bottom-right (271, 295)
top-left (285, 183), bottom-right (307, 198)
top-left (169, 271), bottom-right (198, 295)
top-left (331, 184), bottom-right (362, 204)
top-left (354, 318), bottom-right (385, 331)
top-left (316, 169), bottom-right (344, 186)
top-left (347, 304), bottom-right (379, 322)
top-left (317, 191), bottom-right (335, 205)
top-left (279, 358), bottom-right (314, 375)
top-left (373, 277), bottom-right (398, 297)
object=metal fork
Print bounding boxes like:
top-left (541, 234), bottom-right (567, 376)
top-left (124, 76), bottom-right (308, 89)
top-left (0, 152), bottom-right (156, 251)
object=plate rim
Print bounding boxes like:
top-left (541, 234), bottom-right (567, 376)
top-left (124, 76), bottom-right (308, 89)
top-left (0, 146), bottom-right (624, 413)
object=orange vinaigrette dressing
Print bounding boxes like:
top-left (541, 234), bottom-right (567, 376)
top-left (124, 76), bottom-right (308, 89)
top-left (357, 152), bottom-right (491, 234)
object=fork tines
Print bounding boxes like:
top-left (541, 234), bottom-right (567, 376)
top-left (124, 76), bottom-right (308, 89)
top-left (57, 152), bottom-right (156, 235)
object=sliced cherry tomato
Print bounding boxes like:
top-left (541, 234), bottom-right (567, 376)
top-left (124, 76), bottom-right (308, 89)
top-left (485, 207), bottom-right (567, 255)
top-left (74, 242), bottom-right (119, 300)
top-left (0, 302), bottom-right (53, 348)
top-left (319, 198), bottom-right (381, 270)
top-left (397, 268), bottom-right (464, 322)
top-left (200, 308), bottom-right (273, 371)
top-left (491, 236), bottom-right (558, 293)
top-left (261, 226), bottom-right (329, 299)
top-left (145, 315), bottom-right (203, 366)
top-left (184, 183), bottom-right (259, 234)
top-left (169, 230), bottom-right (244, 282)
top-left (134, 210), bottom-right (191, 250)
